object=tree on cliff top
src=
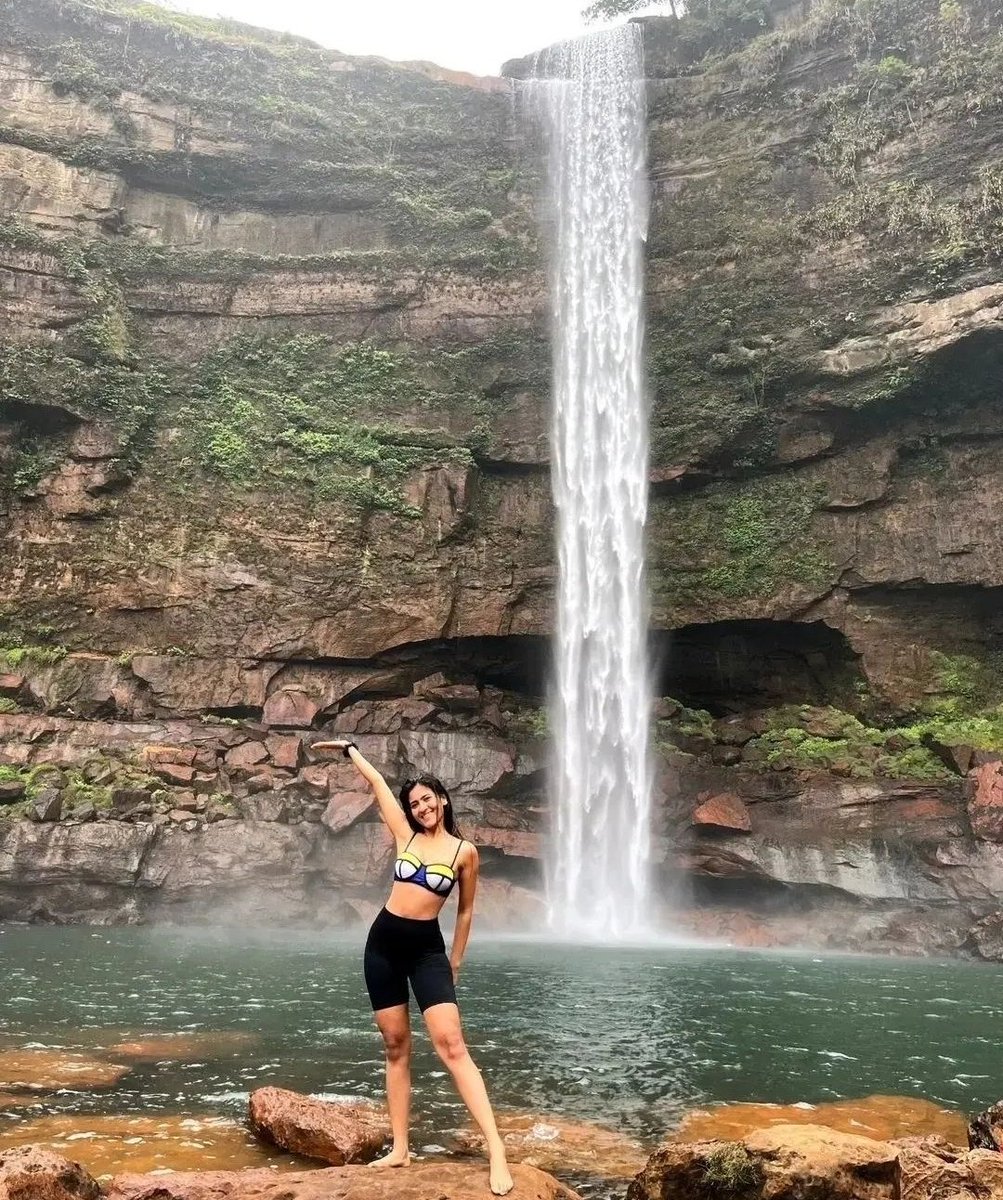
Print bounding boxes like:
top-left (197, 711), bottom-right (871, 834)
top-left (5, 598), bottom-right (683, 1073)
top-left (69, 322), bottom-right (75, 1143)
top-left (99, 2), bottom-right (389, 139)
top-left (583, 0), bottom-right (680, 20)
top-left (583, 0), bottom-right (771, 55)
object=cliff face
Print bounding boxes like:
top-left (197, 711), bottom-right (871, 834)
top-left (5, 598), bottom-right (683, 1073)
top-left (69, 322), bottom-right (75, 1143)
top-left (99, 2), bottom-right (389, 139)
top-left (2, 0), bottom-right (1003, 956)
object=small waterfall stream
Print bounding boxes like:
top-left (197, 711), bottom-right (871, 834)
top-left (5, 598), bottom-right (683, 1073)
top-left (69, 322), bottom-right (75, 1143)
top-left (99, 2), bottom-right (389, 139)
top-left (525, 25), bottom-right (653, 940)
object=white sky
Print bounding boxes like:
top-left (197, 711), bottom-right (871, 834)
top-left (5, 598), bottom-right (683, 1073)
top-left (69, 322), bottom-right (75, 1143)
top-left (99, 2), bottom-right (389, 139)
top-left (172, 0), bottom-right (604, 76)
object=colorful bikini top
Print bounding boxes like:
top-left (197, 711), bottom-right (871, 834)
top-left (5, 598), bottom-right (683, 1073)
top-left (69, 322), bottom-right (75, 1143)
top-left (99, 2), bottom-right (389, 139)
top-left (393, 834), bottom-right (464, 897)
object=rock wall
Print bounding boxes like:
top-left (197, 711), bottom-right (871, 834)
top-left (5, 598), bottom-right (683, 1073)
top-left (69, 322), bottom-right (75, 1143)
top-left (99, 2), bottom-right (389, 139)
top-left (2, 0), bottom-right (1003, 954)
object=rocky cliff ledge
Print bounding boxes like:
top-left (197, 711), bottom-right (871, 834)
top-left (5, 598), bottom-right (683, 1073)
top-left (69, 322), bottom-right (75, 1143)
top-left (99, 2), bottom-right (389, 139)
top-left (3, 0), bottom-right (1003, 955)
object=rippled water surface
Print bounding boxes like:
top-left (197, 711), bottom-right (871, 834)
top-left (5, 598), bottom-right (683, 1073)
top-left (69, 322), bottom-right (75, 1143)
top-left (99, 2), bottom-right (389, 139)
top-left (1, 926), bottom-right (1000, 1144)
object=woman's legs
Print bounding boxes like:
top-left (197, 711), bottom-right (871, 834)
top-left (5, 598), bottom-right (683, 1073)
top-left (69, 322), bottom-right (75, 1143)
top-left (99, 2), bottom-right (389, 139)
top-left (423, 1001), bottom-right (513, 1196)
top-left (371, 1003), bottom-right (412, 1167)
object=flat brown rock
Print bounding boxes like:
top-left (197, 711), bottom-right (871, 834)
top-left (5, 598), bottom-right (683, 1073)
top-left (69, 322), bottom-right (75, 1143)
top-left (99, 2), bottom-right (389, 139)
top-left (248, 1088), bottom-right (386, 1165)
top-left (0, 1050), bottom-right (130, 1091)
top-left (629, 1123), bottom-right (899, 1200)
top-left (102, 1033), bottom-right (259, 1062)
top-left (0, 1145), bottom-right (100, 1200)
top-left (671, 1095), bottom-right (967, 1145)
top-left (0, 1116), bottom-right (304, 1181)
top-left (454, 1110), bottom-right (648, 1179)
top-left (106, 1161), bottom-right (579, 1200)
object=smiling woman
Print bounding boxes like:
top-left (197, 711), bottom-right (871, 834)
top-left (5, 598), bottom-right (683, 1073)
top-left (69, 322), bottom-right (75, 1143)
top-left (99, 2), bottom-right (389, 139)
top-left (310, 739), bottom-right (513, 1195)
top-left (170, 0), bottom-right (595, 75)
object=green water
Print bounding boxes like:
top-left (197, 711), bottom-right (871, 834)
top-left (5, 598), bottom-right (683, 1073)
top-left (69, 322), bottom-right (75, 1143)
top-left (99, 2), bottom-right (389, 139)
top-left (1, 926), bottom-right (1000, 1143)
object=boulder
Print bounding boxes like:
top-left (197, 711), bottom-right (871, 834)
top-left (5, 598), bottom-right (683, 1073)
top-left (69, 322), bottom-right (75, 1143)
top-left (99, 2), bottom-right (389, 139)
top-left (628, 1124), bottom-right (899, 1200)
top-left (247, 1086), bottom-right (386, 1165)
top-left (225, 741), bottom-right (269, 771)
top-left (968, 1100), bottom-right (1003, 1150)
top-left (966, 762), bottom-right (1003, 841)
top-left (895, 1135), bottom-right (1003, 1200)
top-left (320, 792), bottom-right (373, 834)
top-left (106, 1162), bottom-right (578, 1200)
top-left (0, 1146), bottom-right (100, 1200)
top-left (691, 792), bottom-right (752, 834)
top-left (263, 690), bottom-right (319, 729)
top-left (265, 734), bottom-right (302, 770)
top-left (0, 779), bottom-right (26, 804)
top-left (970, 913), bottom-right (1003, 963)
top-left (0, 673), bottom-right (25, 696)
top-left (30, 791), bottom-right (62, 822)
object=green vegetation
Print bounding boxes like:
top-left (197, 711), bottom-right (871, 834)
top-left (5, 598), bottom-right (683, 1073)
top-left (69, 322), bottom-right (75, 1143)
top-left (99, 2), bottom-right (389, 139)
top-left (652, 476), bottom-right (833, 602)
top-left (0, 0), bottom-right (531, 250)
top-left (173, 333), bottom-right (493, 514)
top-left (0, 643), bottom-right (68, 668)
top-left (0, 698), bottom-right (22, 715)
top-left (702, 1142), bottom-right (764, 1194)
top-left (655, 681), bottom-right (1003, 780)
top-left (753, 714), bottom-right (953, 780)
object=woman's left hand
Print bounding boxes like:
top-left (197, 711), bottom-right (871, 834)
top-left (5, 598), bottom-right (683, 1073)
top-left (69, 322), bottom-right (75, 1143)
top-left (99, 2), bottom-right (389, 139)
top-left (451, 962), bottom-right (460, 986)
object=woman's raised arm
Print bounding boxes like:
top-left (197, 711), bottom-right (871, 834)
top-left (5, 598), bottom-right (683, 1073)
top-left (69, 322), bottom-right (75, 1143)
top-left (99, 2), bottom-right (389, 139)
top-left (312, 740), bottom-right (411, 842)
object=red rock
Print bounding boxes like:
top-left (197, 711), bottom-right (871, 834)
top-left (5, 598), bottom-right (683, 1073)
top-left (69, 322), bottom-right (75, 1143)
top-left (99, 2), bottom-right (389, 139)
top-left (263, 690), bottom-right (319, 729)
top-left (141, 745), bottom-right (198, 768)
top-left (70, 423), bottom-right (122, 461)
top-left (466, 825), bottom-right (542, 858)
top-left (0, 674), bottom-right (24, 696)
top-left (247, 1086), bottom-right (386, 1165)
top-left (320, 792), bottom-right (373, 834)
top-left (0, 1145), bottom-right (100, 1199)
top-left (454, 1109), bottom-right (647, 1179)
top-left (106, 1162), bottom-right (577, 1200)
top-left (224, 741), bottom-right (269, 770)
top-left (630, 1124), bottom-right (898, 1200)
top-left (150, 763), bottom-right (196, 786)
top-left (968, 1100), bottom-right (1003, 1149)
top-left (266, 734), bottom-right (302, 770)
top-left (965, 761), bottom-right (1003, 840)
top-left (691, 792), bottom-right (752, 834)
top-left (649, 465), bottom-right (686, 485)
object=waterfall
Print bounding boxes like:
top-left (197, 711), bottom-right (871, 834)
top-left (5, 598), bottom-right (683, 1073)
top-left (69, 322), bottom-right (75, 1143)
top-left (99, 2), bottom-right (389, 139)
top-left (526, 24), bottom-right (652, 940)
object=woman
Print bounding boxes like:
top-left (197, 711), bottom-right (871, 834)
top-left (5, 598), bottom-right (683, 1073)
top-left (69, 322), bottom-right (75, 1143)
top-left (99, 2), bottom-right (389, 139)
top-left (312, 738), bottom-right (514, 1196)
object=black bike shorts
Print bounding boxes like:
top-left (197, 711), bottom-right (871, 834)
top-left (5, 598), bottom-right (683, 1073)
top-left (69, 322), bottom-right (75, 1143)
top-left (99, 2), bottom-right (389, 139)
top-left (363, 907), bottom-right (457, 1013)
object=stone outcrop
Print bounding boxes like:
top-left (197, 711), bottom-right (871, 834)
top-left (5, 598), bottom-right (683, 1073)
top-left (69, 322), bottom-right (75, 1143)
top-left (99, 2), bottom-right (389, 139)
top-left (629, 1124), bottom-right (1003, 1200)
top-left (0, 1146), bottom-right (100, 1200)
top-left (4, 0), bottom-right (1003, 952)
top-left (247, 1088), bottom-right (386, 1166)
top-left (105, 1162), bottom-right (578, 1200)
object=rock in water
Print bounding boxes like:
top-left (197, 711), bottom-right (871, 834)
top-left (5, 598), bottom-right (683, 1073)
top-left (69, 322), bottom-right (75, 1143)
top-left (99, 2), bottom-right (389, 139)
top-left (105, 1162), bottom-right (579, 1200)
top-left (247, 1087), bottom-right (386, 1164)
top-left (628, 1124), bottom-right (899, 1200)
top-left (0, 1146), bottom-right (100, 1200)
top-left (968, 1100), bottom-right (1003, 1151)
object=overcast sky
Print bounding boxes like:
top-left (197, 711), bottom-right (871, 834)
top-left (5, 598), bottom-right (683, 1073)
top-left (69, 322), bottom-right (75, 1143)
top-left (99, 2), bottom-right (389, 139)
top-left (171, 0), bottom-right (634, 76)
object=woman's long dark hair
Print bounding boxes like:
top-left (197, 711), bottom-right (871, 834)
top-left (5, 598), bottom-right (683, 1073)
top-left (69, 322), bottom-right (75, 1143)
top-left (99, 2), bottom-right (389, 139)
top-left (398, 774), bottom-right (460, 836)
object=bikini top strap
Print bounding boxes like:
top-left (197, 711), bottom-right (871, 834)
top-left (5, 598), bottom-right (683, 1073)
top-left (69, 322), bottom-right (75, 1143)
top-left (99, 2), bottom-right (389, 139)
top-left (450, 838), bottom-right (464, 868)
top-left (402, 832), bottom-right (417, 856)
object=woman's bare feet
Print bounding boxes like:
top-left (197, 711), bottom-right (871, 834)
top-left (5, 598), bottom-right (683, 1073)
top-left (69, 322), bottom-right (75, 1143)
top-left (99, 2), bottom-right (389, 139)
top-left (369, 1147), bottom-right (411, 1168)
top-left (489, 1152), bottom-right (514, 1195)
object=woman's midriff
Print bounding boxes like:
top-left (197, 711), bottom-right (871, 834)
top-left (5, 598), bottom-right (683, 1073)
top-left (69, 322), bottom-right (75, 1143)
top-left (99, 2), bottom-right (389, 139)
top-left (384, 882), bottom-right (449, 921)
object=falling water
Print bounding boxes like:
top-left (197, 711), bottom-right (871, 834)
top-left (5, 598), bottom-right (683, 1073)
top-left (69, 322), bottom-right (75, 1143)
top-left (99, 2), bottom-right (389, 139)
top-left (526, 25), bottom-right (652, 939)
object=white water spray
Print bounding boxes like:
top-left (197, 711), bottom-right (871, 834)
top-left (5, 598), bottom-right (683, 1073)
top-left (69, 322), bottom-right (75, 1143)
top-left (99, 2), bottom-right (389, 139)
top-left (526, 25), bottom-right (653, 940)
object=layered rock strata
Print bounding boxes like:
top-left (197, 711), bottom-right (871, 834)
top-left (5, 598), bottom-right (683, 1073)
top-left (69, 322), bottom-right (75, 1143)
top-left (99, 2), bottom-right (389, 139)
top-left (4, 0), bottom-right (1003, 950)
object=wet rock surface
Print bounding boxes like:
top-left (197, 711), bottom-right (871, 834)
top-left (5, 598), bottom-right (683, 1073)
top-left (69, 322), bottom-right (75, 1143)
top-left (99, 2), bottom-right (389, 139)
top-left (104, 1162), bottom-right (579, 1200)
top-left (0, 1146), bottom-right (100, 1200)
top-left (247, 1088), bottom-right (386, 1167)
top-left (453, 1110), bottom-right (649, 1180)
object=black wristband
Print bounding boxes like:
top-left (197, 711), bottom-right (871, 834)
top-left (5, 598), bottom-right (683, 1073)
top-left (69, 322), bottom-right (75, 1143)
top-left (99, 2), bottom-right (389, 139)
top-left (343, 741), bottom-right (358, 759)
